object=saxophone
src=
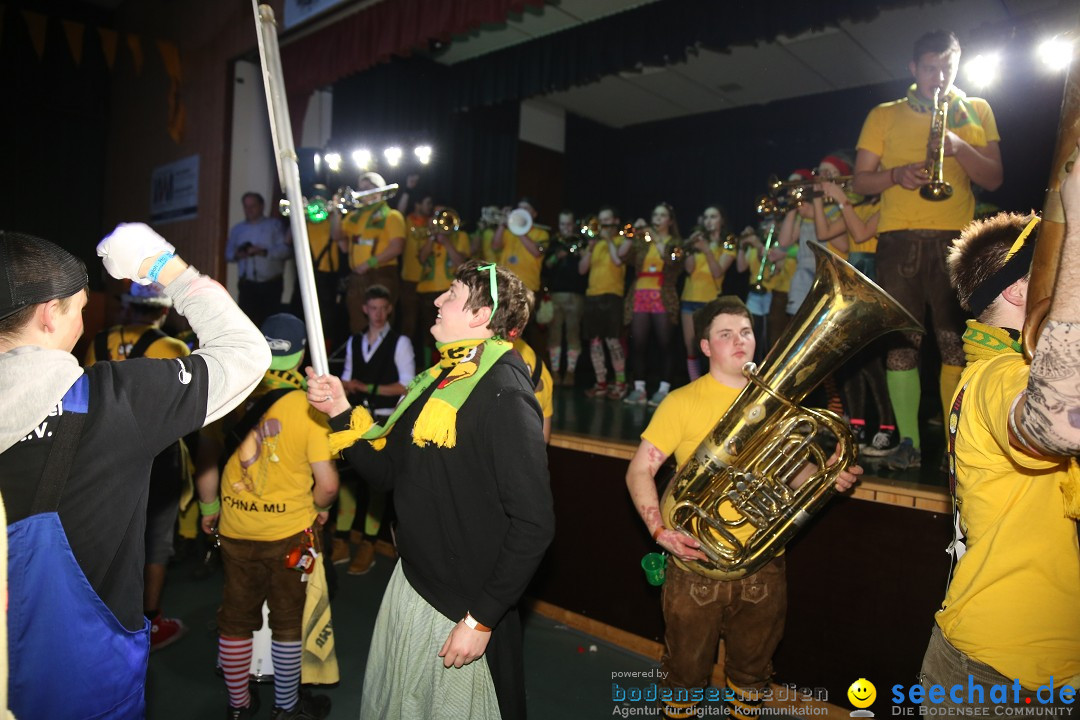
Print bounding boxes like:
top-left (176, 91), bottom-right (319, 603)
top-left (659, 242), bottom-right (923, 580)
top-left (920, 88), bottom-right (955, 201)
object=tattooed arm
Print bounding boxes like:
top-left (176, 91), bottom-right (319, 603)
top-left (625, 440), bottom-right (707, 562)
top-left (1015, 141), bottom-right (1080, 457)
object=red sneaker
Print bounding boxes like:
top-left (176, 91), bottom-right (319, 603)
top-left (150, 614), bottom-right (187, 651)
top-left (584, 382), bottom-right (608, 399)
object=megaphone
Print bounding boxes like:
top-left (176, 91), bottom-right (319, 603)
top-left (507, 208), bottom-right (533, 236)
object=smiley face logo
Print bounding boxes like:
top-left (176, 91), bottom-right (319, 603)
top-left (847, 678), bottom-right (876, 709)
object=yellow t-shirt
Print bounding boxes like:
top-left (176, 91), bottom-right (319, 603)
top-left (937, 351), bottom-right (1080, 689)
top-left (512, 339), bottom-right (553, 419)
top-left (682, 243), bottom-right (734, 302)
top-left (586, 236), bottom-right (626, 297)
top-left (744, 245), bottom-right (797, 294)
top-left (634, 240), bottom-right (667, 292)
top-left (341, 203), bottom-right (406, 270)
top-left (500, 227), bottom-right (549, 292)
top-left (848, 200), bottom-right (880, 255)
top-left (401, 215), bottom-right (430, 283)
top-left (220, 389), bottom-right (333, 542)
top-left (856, 94), bottom-right (1000, 233)
top-left (85, 324), bottom-right (190, 365)
top-left (475, 227), bottom-right (498, 263)
top-left (306, 219), bottom-right (340, 274)
top-left (417, 231), bottom-right (471, 294)
top-left (642, 374), bottom-right (763, 568)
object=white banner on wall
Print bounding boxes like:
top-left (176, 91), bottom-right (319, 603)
top-left (150, 155), bottom-right (199, 224)
top-left (284, 0), bottom-right (349, 29)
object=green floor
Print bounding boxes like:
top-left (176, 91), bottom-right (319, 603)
top-left (146, 550), bottom-right (667, 719)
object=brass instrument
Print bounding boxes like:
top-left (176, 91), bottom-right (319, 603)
top-left (767, 173), bottom-right (853, 196)
top-left (431, 207), bottom-right (461, 234)
top-left (749, 223), bottom-right (778, 294)
top-left (659, 242), bottom-right (922, 579)
top-left (279, 196), bottom-right (330, 223)
top-left (1023, 28), bottom-right (1079, 359)
top-left (920, 88), bottom-right (954, 202)
top-left (335, 183), bottom-right (400, 214)
top-left (581, 216), bottom-right (601, 239)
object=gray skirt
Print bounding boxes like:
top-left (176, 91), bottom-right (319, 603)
top-left (360, 561), bottom-right (502, 720)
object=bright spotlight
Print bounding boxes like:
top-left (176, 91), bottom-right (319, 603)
top-left (1038, 37), bottom-right (1073, 72)
top-left (324, 152), bottom-right (342, 173)
top-left (314, 153), bottom-right (321, 170)
top-left (964, 53), bottom-right (999, 89)
top-left (414, 145), bottom-right (433, 165)
top-left (384, 146), bottom-right (403, 167)
top-left (352, 149), bottom-right (373, 170)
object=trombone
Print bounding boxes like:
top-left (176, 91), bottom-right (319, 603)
top-left (334, 183), bottom-right (400, 214)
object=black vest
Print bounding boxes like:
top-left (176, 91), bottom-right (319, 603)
top-left (350, 329), bottom-right (403, 413)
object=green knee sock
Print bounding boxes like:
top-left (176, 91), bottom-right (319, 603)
top-left (336, 483), bottom-right (357, 534)
top-left (887, 368), bottom-right (921, 449)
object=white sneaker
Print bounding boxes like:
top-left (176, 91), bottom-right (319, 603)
top-left (623, 388), bottom-right (648, 405)
top-left (861, 429), bottom-right (899, 457)
top-left (647, 389), bottom-right (668, 407)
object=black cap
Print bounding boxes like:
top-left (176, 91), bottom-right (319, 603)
top-left (0, 231), bottom-right (88, 321)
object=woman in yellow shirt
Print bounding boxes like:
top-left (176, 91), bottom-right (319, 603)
top-left (680, 205), bottom-right (735, 381)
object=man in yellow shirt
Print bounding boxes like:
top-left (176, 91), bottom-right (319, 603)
top-left (625, 297), bottom-right (861, 719)
top-left (853, 30), bottom-right (1003, 470)
top-left (331, 171), bottom-right (406, 335)
top-left (918, 164), bottom-right (1080, 710)
top-left (578, 206), bottom-right (628, 400)
top-left (198, 313), bottom-right (339, 719)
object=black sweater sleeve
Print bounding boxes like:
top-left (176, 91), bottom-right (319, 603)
top-left (329, 409), bottom-right (397, 492)
top-left (468, 387), bottom-right (556, 627)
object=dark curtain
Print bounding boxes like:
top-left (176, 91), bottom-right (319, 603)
top-left (0, 6), bottom-right (111, 288)
top-left (330, 58), bottom-right (518, 226)
top-left (447, 0), bottom-right (939, 110)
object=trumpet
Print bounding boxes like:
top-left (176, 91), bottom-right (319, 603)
top-left (767, 172), bottom-right (853, 196)
top-left (431, 207), bottom-right (461, 234)
top-left (335, 183), bottom-right (400, 214)
top-left (920, 88), bottom-right (954, 202)
top-left (580, 216), bottom-right (602, 239)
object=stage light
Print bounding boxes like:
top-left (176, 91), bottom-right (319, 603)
top-left (384, 146), bottom-right (403, 167)
top-left (1037, 37), bottom-right (1073, 72)
top-left (324, 152), bottom-right (342, 173)
top-left (352, 149), bottom-right (373, 170)
top-left (314, 153), bottom-right (322, 170)
top-left (414, 145), bottom-right (433, 165)
top-left (964, 53), bottom-right (999, 89)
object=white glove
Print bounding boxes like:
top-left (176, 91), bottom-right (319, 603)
top-left (97, 223), bottom-right (175, 285)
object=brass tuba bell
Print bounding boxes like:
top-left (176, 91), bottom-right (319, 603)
top-left (659, 242), bottom-right (922, 579)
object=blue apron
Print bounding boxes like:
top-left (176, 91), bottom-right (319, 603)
top-left (7, 377), bottom-right (149, 719)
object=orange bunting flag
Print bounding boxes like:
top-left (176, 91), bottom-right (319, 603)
top-left (157, 40), bottom-right (186, 143)
top-left (126, 33), bottom-right (143, 75)
top-left (62, 20), bottom-right (85, 66)
top-left (22, 10), bottom-right (47, 59)
top-left (98, 27), bottom-right (118, 70)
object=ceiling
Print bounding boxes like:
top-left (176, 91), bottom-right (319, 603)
top-left (431, 0), bottom-right (1075, 128)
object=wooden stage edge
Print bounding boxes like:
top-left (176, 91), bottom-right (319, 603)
top-left (525, 598), bottom-right (849, 718)
top-left (550, 431), bottom-right (951, 514)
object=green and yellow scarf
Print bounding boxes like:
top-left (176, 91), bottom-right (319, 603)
top-left (906, 84), bottom-right (986, 145)
top-left (329, 337), bottom-right (511, 454)
top-left (962, 320), bottom-right (1080, 517)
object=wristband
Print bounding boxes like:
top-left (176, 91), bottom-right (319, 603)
top-left (147, 252), bottom-right (175, 283)
top-left (463, 613), bottom-right (492, 632)
top-left (652, 526), bottom-right (666, 542)
top-left (366, 256), bottom-right (378, 268)
top-left (369, 383), bottom-right (377, 396)
top-left (314, 502), bottom-right (333, 513)
top-left (198, 498), bottom-right (221, 516)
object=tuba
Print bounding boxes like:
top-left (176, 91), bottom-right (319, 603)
top-left (659, 242), bottom-right (922, 579)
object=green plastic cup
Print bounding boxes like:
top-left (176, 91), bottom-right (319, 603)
top-left (641, 552), bottom-right (667, 586)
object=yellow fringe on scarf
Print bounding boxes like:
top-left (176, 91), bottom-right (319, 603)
top-left (412, 397), bottom-right (458, 449)
top-left (328, 406), bottom-right (386, 455)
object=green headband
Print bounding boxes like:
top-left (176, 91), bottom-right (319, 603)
top-left (477, 263), bottom-right (499, 319)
